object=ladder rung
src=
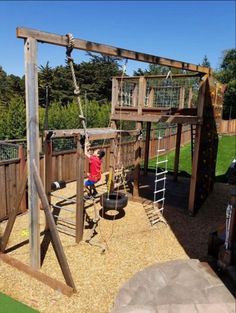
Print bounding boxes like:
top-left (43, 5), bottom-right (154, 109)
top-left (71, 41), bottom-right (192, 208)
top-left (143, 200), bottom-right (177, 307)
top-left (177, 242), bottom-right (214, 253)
top-left (50, 194), bottom-right (77, 203)
top-left (153, 207), bottom-right (164, 213)
top-left (56, 225), bottom-right (76, 237)
top-left (155, 177), bottom-right (166, 183)
top-left (155, 170), bottom-right (168, 176)
top-left (154, 198), bottom-right (165, 203)
top-left (151, 218), bottom-right (163, 225)
top-left (52, 204), bottom-right (75, 213)
top-left (156, 160), bottom-right (168, 165)
top-left (54, 216), bottom-right (76, 226)
top-left (154, 188), bottom-right (166, 194)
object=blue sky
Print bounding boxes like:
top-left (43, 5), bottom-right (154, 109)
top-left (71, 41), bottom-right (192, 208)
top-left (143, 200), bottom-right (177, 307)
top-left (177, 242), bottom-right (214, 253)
top-left (0, 1), bottom-right (235, 77)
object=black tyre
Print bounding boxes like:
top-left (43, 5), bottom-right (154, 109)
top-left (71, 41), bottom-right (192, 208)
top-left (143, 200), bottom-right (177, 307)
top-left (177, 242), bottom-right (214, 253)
top-left (100, 192), bottom-right (128, 210)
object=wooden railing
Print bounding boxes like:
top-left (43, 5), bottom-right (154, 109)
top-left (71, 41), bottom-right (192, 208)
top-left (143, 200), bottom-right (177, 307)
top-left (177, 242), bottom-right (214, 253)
top-left (112, 75), bottom-right (198, 110)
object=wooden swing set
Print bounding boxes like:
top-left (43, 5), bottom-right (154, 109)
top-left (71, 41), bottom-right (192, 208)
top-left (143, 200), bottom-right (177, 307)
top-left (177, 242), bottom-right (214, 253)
top-left (0, 27), bottom-right (220, 295)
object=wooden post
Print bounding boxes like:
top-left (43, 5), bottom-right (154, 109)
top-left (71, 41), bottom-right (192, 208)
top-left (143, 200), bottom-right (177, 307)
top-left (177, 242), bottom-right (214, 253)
top-left (179, 87), bottom-right (185, 109)
top-left (173, 124), bottom-right (182, 181)
top-left (24, 37), bottom-right (40, 269)
top-left (148, 88), bottom-right (154, 107)
top-left (108, 136), bottom-right (117, 193)
top-left (188, 87), bottom-right (193, 108)
top-left (151, 128), bottom-right (156, 158)
top-left (108, 120), bottom-right (119, 193)
top-left (133, 77), bottom-right (145, 198)
top-left (143, 122), bottom-right (151, 176)
top-left (44, 137), bottom-right (53, 230)
top-left (111, 78), bottom-right (119, 110)
top-left (18, 144), bottom-right (27, 211)
top-left (138, 76), bottom-right (146, 112)
top-left (76, 136), bottom-right (85, 243)
top-left (188, 76), bottom-right (207, 215)
top-left (132, 82), bottom-right (138, 107)
top-left (133, 123), bottom-right (142, 199)
top-left (44, 139), bottom-right (52, 202)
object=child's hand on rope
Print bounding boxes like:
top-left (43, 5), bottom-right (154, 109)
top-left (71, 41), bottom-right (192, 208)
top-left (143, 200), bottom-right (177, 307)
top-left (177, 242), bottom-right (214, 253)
top-left (85, 141), bottom-right (91, 150)
top-left (84, 141), bottom-right (91, 157)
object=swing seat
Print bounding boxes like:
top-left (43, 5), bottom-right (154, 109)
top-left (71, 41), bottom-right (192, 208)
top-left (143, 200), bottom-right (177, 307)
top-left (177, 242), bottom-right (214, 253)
top-left (100, 192), bottom-right (128, 211)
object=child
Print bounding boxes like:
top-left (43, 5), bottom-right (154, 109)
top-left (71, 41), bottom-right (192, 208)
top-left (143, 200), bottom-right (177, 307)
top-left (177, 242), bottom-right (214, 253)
top-left (84, 143), bottom-right (105, 199)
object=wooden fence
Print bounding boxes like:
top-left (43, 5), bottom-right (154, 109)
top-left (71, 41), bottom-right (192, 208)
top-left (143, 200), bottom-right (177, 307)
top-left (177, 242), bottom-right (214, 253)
top-left (219, 119), bottom-right (236, 134)
top-left (0, 120), bottom-right (234, 222)
top-left (0, 129), bottom-right (191, 221)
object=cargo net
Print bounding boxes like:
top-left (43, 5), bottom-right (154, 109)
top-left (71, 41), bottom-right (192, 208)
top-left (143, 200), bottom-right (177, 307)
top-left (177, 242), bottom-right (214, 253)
top-left (145, 76), bottom-right (200, 108)
top-left (0, 142), bottom-right (19, 161)
top-left (117, 75), bottom-right (200, 109)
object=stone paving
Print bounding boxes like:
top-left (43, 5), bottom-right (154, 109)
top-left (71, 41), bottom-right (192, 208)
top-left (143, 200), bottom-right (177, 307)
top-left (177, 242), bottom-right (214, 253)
top-left (111, 259), bottom-right (236, 313)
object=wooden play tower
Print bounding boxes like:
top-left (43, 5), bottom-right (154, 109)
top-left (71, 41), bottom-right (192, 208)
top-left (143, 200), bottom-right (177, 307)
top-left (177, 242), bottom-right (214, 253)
top-left (110, 72), bottom-right (223, 216)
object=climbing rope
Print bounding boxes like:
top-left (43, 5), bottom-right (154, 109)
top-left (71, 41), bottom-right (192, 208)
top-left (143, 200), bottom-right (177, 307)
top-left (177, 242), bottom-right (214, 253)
top-left (66, 33), bottom-right (89, 144)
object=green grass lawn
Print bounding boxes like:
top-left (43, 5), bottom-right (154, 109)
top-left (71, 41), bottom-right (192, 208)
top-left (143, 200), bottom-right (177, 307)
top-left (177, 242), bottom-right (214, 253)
top-left (0, 292), bottom-right (39, 313)
top-left (147, 135), bottom-right (236, 180)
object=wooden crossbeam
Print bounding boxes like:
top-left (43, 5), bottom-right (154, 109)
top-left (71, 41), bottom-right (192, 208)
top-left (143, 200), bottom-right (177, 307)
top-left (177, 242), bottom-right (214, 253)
top-left (44, 128), bottom-right (140, 139)
top-left (115, 107), bottom-right (198, 115)
top-left (111, 113), bottom-right (201, 124)
top-left (114, 73), bottom-right (202, 79)
top-left (16, 27), bottom-right (210, 74)
top-left (45, 129), bottom-right (117, 140)
top-left (0, 253), bottom-right (73, 297)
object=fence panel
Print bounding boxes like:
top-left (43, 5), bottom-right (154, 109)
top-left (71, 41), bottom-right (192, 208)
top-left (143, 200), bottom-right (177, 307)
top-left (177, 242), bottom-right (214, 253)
top-left (219, 120), bottom-right (236, 134)
top-left (0, 128), bottom-right (193, 221)
top-left (0, 160), bottom-right (22, 221)
top-left (0, 165), bottom-right (7, 220)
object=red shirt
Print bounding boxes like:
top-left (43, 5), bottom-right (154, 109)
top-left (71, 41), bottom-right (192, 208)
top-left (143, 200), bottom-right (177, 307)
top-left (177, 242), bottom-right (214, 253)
top-left (88, 155), bottom-right (102, 182)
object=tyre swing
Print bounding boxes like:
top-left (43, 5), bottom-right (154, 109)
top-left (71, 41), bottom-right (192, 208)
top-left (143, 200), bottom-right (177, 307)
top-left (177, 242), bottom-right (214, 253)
top-left (99, 192), bottom-right (128, 220)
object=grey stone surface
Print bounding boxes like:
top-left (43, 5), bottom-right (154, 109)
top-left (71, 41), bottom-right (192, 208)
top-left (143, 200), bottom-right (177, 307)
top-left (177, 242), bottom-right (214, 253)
top-left (111, 259), bottom-right (236, 313)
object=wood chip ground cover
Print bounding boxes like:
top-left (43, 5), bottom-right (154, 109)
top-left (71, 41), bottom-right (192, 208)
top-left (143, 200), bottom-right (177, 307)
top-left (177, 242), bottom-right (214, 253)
top-left (0, 180), bottom-right (232, 313)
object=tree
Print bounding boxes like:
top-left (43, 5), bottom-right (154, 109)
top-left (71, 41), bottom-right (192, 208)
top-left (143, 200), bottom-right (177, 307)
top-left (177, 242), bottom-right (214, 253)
top-left (0, 67), bottom-right (24, 112)
top-left (38, 62), bottom-right (54, 106)
top-left (6, 97), bottom-right (26, 139)
top-left (133, 64), bottom-right (183, 76)
top-left (215, 49), bottom-right (236, 119)
top-left (75, 53), bottom-right (121, 103)
top-left (201, 55), bottom-right (211, 68)
top-left (222, 79), bottom-right (236, 119)
top-left (0, 110), bottom-right (8, 139)
top-left (0, 66), bottom-right (9, 110)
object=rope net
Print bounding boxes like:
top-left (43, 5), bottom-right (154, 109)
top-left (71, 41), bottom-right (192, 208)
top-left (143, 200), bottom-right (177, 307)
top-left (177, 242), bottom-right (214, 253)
top-left (117, 75), bottom-right (201, 109)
